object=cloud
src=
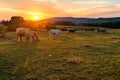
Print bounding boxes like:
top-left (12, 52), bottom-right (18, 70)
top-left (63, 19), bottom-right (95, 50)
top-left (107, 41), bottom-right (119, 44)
top-left (0, 0), bottom-right (69, 20)
top-left (74, 1), bottom-right (108, 5)
top-left (65, 3), bottom-right (120, 18)
top-left (0, 7), bottom-right (44, 15)
top-left (87, 10), bottom-right (120, 17)
top-left (35, 0), bottom-right (58, 4)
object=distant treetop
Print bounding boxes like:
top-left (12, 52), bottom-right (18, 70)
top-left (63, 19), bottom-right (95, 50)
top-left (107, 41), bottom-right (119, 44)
top-left (10, 16), bottom-right (24, 22)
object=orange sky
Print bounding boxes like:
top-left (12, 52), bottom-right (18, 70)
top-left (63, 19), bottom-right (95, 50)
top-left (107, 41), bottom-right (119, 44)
top-left (0, 0), bottom-right (120, 20)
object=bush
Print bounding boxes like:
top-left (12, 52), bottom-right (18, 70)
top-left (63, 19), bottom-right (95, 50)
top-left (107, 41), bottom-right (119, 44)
top-left (0, 24), bottom-right (8, 38)
top-left (44, 23), bottom-right (56, 31)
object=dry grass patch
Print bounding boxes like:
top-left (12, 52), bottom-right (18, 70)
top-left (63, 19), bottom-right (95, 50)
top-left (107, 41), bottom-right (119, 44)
top-left (67, 56), bottom-right (83, 64)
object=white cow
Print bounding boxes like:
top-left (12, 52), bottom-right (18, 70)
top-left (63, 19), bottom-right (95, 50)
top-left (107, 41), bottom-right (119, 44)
top-left (16, 27), bottom-right (39, 42)
top-left (48, 29), bottom-right (61, 39)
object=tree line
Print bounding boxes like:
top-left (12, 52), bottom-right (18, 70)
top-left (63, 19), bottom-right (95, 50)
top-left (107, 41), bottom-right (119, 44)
top-left (54, 21), bottom-right (120, 29)
top-left (79, 21), bottom-right (120, 29)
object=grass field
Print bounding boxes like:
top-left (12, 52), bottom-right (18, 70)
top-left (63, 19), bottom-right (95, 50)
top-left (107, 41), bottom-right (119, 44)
top-left (0, 28), bottom-right (120, 80)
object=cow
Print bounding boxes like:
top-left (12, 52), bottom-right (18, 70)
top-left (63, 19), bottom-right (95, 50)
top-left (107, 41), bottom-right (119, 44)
top-left (49, 29), bottom-right (61, 36)
top-left (16, 27), bottom-right (39, 42)
top-left (31, 31), bottom-right (39, 41)
top-left (68, 27), bottom-right (76, 33)
top-left (48, 29), bottom-right (61, 39)
top-left (85, 28), bottom-right (94, 32)
top-left (97, 28), bottom-right (107, 33)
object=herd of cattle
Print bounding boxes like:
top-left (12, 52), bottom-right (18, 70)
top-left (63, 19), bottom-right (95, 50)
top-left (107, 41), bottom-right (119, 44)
top-left (85, 27), bottom-right (107, 33)
top-left (16, 27), bottom-right (107, 42)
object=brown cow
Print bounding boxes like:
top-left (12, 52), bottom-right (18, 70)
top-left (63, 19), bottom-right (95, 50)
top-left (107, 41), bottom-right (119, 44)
top-left (16, 28), bottom-right (39, 42)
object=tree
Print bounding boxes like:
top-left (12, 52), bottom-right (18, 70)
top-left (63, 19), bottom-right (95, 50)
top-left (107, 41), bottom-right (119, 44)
top-left (1, 20), bottom-right (9, 26)
top-left (8, 16), bottom-right (25, 31)
top-left (10, 16), bottom-right (24, 22)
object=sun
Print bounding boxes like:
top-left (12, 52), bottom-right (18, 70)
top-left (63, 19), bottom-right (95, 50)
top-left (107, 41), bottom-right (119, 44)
top-left (33, 15), bottom-right (39, 20)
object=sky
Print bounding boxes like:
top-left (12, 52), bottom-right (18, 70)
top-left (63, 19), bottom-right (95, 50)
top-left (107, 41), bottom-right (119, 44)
top-left (0, 0), bottom-right (120, 20)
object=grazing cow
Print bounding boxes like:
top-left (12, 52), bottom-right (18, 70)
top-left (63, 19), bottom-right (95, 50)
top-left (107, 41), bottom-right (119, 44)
top-left (85, 28), bottom-right (94, 32)
top-left (68, 27), bottom-right (76, 33)
top-left (49, 29), bottom-right (61, 36)
top-left (31, 31), bottom-right (39, 40)
top-left (97, 28), bottom-right (107, 33)
top-left (16, 28), bottom-right (39, 42)
top-left (48, 29), bottom-right (61, 39)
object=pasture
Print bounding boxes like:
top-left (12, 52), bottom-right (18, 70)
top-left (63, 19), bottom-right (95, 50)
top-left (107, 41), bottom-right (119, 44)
top-left (0, 28), bottom-right (120, 80)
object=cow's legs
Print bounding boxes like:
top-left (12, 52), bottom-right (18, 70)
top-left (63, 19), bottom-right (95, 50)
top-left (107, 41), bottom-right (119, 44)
top-left (34, 33), bottom-right (39, 40)
top-left (26, 37), bottom-right (29, 42)
top-left (19, 36), bottom-right (22, 42)
top-left (17, 34), bottom-right (19, 42)
top-left (25, 34), bottom-right (29, 42)
top-left (32, 36), bottom-right (35, 41)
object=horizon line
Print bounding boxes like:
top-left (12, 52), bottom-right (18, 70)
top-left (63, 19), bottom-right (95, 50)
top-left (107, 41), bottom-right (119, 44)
top-left (0, 16), bottom-right (120, 21)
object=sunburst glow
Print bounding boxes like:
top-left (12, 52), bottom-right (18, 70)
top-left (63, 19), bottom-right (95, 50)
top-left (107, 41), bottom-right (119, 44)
top-left (33, 15), bottom-right (39, 20)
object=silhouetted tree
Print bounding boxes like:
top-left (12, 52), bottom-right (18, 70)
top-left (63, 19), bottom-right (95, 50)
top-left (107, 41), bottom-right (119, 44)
top-left (10, 16), bottom-right (24, 22)
top-left (8, 16), bottom-right (24, 31)
top-left (1, 20), bottom-right (9, 26)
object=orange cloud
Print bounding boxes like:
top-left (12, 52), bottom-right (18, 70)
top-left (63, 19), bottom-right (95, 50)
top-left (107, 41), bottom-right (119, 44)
top-left (0, 0), bottom-right (70, 20)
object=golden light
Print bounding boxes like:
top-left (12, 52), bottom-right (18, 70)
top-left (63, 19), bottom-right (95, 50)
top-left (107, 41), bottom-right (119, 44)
top-left (33, 15), bottom-right (39, 20)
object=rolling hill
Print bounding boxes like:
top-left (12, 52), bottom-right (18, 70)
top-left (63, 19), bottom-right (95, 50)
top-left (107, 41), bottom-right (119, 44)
top-left (40, 17), bottom-right (120, 23)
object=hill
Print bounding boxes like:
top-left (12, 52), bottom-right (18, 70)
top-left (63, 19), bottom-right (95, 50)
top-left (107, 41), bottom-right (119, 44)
top-left (40, 17), bottom-right (120, 23)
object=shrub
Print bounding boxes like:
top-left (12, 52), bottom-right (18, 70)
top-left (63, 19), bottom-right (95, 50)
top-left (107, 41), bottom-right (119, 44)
top-left (0, 24), bottom-right (8, 38)
top-left (44, 23), bottom-right (56, 31)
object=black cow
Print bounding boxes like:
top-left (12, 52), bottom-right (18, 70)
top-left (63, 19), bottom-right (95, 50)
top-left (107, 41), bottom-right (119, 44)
top-left (85, 28), bottom-right (94, 32)
top-left (68, 27), bottom-right (76, 33)
top-left (97, 28), bottom-right (107, 33)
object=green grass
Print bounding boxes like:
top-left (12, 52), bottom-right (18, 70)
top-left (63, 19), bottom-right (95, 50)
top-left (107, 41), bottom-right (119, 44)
top-left (0, 29), bottom-right (120, 80)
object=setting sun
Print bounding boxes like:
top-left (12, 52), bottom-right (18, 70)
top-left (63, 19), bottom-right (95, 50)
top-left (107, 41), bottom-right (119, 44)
top-left (33, 15), bottom-right (39, 20)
